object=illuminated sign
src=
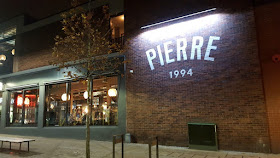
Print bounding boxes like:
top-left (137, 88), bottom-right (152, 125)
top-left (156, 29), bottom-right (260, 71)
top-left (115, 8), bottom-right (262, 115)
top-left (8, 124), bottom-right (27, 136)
top-left (140, 11), bottom-right (222, 79)
top-left (146, 36), bottom-right (220, 71)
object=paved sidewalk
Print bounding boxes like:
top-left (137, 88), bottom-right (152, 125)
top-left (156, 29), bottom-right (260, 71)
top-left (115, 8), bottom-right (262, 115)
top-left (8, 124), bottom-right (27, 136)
top-left (0, 134), bottom-right (279, 158)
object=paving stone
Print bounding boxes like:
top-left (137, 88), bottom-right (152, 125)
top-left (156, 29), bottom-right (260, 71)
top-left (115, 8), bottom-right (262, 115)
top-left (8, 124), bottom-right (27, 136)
top-left (225, 155), bottom-right (243, 158)
top-left (206, 156), bottom-right (220, 158)
top-left (159, 151), bottom-right (173, 156)
top-left (169, 152), bottom-right (185, 157)
top-left (179, 153), bottom-right (195, 158)
top-left (243, 156), bottom-right (260, 158)
top-left (192, 154), bottom-right (207, 158)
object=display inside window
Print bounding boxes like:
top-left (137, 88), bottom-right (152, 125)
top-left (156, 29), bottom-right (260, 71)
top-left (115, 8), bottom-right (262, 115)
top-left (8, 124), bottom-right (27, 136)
top-left (8, 88), bottom-right (39, 126)
top-left (45, 76), bottom-right (118, 127)
top-left (91, 77), bottom-right (118, 126)
top-left (45, 83), bottom-right (69, 126)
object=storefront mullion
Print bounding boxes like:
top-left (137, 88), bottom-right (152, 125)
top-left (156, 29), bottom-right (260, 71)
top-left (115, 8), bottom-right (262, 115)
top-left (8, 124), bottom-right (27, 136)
top-left (0, 92), bottom-right (2, 123)
top-left (21, 90), bottom-right (25, 126)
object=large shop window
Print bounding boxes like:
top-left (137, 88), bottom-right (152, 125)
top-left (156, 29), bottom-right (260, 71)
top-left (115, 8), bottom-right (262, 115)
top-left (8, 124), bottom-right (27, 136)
top-left (45, 76), bottom-right (118, 127)
top-left (8, 88), bottom-right (39, 126)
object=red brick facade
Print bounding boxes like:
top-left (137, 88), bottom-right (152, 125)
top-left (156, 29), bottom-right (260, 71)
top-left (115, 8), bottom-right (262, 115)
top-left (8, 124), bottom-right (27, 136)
top-left (125, 0), bottom-right (271, 152)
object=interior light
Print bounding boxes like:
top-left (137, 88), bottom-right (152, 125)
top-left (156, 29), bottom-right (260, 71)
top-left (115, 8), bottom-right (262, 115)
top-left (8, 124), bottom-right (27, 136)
top-left (120, 15), bottom-right (124, 20)
top-left (61, 93), bottom-right (70, 101)
top-left (24, 97), bottom-right (30, 105)
top-left (83, 91), bottom-right (88, 99)
top-left (141, 8), bottom-right (216, 29)
top-left (102, 104), bottom-right (107, 110)
top-left (85, 106), bottom-right (88, 114)
top-left (108, 88), bottom-right (117, 97)
top-left (17, 96), bottom-right (23, 107)
top-left (0, 55), bottom-right (6, 61)
top-left (50, 103), bottom-right (54, 109)
top-left (11, 49), bottom-right (15, 55)
top-left (0, 82), bottom-right (3, 91)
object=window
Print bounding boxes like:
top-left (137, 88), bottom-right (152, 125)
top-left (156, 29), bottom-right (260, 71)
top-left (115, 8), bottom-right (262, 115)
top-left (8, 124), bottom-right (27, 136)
top-left (0, 27), bottom-right (16, 75)
top-left (8, 88), bottom-right (39, 126)
top-left (92, 77), bottom-right (118, 125)
top-left (110, 14), bottom-right (124, 45)
top-left (45, 82), bottom-right (69, 126)
top-left (45, 76), bottom-right (119, 126)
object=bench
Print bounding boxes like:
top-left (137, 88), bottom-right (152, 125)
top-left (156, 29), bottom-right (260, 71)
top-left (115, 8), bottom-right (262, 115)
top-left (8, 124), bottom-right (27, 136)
top-left (0, 137), bottom-right (35, 151)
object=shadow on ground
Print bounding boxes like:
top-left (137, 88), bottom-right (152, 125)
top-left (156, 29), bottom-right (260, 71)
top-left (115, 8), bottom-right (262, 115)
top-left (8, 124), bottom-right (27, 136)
top-left (0, 148), bottom-right (42, 157)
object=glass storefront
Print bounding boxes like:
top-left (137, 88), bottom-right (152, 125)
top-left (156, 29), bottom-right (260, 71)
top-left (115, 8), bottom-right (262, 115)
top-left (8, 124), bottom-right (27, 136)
top-left (8, 88), bottom-right (39, 126)
top-left (45, 76), bottom-right (118, 127)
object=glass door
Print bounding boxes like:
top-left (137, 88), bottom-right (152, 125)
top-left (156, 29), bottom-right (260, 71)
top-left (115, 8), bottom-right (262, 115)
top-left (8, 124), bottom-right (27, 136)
top-left (9, 88), bottom-right (39, 126)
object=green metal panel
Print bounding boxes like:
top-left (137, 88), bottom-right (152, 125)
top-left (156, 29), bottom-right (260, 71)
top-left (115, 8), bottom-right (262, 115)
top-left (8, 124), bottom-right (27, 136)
top-left (188, 123), bottom-right (218, 151)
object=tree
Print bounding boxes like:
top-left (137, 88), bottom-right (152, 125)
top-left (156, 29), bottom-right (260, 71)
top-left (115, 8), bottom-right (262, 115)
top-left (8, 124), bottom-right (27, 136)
top-left (51, 0), bottom-right (123, 157)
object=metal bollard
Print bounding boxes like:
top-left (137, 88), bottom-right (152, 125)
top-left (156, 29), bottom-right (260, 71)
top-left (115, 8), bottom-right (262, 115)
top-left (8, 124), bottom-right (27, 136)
top-left (113, 134), bottom-right (124, 158)
top-left (148, 136), bottom-right (159, 158)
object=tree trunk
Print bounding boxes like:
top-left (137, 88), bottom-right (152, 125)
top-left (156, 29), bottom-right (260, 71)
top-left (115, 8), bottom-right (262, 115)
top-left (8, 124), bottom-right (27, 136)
top-left (86, 76), bottom-right (92, 158)
top-left (86, 114), bottom-right (90, 158)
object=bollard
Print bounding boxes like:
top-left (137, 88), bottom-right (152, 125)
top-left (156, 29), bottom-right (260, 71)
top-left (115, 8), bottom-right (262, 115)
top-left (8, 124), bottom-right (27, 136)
top-left (113, 134), bottom-right (124, 158)
top-left (148, 136), bottom-right (159, 158)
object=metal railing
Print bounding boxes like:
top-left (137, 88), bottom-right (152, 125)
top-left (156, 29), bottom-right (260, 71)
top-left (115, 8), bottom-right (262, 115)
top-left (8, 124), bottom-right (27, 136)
top-left (111, 34), bottom-right (124, 47)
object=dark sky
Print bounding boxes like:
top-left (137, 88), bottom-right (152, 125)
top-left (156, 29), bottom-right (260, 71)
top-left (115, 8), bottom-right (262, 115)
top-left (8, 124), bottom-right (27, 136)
top-left (0, 0), bottom-right (88, 23)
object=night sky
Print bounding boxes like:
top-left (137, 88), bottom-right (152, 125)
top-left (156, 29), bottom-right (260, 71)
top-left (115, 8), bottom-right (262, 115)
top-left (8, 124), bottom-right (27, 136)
top-left (0, 0), bottom-right (88, 23)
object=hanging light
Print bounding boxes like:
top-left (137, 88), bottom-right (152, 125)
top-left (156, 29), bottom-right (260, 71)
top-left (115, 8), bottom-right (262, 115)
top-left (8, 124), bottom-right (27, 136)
top-left (0, 55), bottom-right (6, 61)
top-left (61, 93), bottom-right (70, 101)
top-left (11, 49), bottom-right (15, 55)
top-left (17, 96), bottom-right (23, 107)
top-left (83, 91), bottom-right (88, 99)
top-left (24, 97), bottom-right (30, 105)
top-left (108, 88), bottom-right (117, 97)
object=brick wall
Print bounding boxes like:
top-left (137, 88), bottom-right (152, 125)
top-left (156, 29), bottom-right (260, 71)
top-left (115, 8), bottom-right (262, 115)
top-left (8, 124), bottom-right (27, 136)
top-left (255, 1), bottom-right (280, 154)
top-left (14, 21), bottom-right (61, 72)
top-left (125, 0), bottom-right (271, 152)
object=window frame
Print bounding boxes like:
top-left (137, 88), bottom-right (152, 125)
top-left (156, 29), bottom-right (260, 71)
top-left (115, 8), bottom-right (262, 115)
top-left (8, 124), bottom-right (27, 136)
top-left (7, 87), bottom-right (39, 127)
